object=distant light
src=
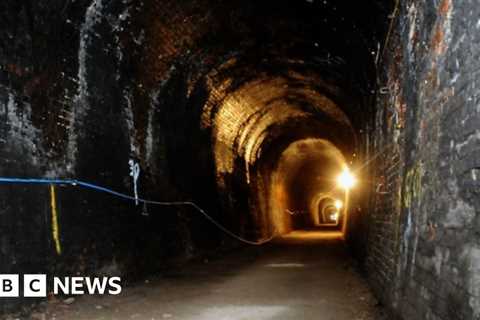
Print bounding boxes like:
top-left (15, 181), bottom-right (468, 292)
top-left (334, 200), bottom-right (343, 209)
top-left (330, 213), bottom-right (338, 221)
top-left (337, 168), bottom-right (356, 190)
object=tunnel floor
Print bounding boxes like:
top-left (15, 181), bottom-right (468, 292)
top-left (40, 232), bottom-right (383, 320)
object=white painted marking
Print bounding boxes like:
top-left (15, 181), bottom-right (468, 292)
top-left (129, 159), bottom-right (140, 205)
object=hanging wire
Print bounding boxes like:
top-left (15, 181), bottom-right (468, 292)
top-left (0, 177), bottom-right (276, 246)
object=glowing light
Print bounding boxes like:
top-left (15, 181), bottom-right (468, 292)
top-left (334, 199), bottom-right (343, 209)
top-left (337, 168), bottom-right (356, 189)
top-left (330, 213), bottom-right (339, 221)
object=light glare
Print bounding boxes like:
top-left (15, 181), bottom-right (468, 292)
top-left (334, 200), bottom-right (343, 209)
top-left (337, 168), bottom-right (356, 189)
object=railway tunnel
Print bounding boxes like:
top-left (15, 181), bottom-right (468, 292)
top-left (1, 0), bottom-right (480, 319)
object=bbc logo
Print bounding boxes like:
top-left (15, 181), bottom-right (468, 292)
top-left (0, 274), bottom-right (46, 297)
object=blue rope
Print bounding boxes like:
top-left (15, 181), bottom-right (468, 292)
top-left (0, 178), bottom-right (73, 185)
top-left (0, 177), bottom-right (192, 205)
top-left (0, 177), bottom-right (141, 202)
top-left (0, 177), bottom-right (277, 245)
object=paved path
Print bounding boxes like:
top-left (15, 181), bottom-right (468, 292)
top-left (42, 231), bottom-right (382, 320)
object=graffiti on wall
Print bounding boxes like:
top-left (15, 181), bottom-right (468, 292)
top-left (129, 159), bottom-right (140, 206)
top-left (50, 185), bottom-right (62, 255)
top-left (403, 161), bottom-right (424, 208)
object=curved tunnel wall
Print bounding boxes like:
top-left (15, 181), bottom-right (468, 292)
top-left (202, 67), bottom-right (356, 237)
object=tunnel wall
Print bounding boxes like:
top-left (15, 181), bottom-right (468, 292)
top-left (367, 0), bottom-right (480, 319)
top-left (0, 0), bottom-right (233, 314)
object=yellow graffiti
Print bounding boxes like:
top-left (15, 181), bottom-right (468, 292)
top-left (50, 185), bottom-right (62, 255)
top-left (403, 162), bottom-right (424, 208)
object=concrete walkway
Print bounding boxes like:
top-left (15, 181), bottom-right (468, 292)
top-left (42, 231), bottom-right (382, 320)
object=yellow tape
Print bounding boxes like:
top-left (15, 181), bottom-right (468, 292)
top-left (50, 185), bottom-right (62, 255)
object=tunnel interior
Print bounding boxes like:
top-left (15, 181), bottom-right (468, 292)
top-left (0, 0), bottom-right (392, 294)
top-left (269, 138), bottom-right (348, 232)
top-left (5, 0), bottom-right (480, 319)
top-left (170, 0), bottom-right (390, 242)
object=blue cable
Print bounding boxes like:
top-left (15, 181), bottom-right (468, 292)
top-left (0, 178), bottom-right (73, 185)
top-left (0, 177), bottom-right (150, 204)
top-left (0, 177), bottom-right (276, 245)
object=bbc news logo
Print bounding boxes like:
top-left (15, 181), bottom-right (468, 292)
top-left (0, 275), bottom-right (122, 297)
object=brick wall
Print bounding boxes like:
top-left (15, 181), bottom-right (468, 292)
top-left (367, 0), bottom-right (480, 319)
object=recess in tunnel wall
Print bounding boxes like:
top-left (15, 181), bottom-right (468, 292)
top-left (367, 0), bottom-right (480, 319)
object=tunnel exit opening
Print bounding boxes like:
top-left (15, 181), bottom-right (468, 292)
top-left (268, 139), bottom-right (352, 238)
